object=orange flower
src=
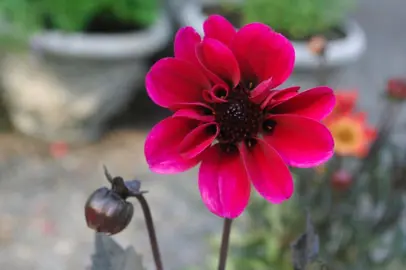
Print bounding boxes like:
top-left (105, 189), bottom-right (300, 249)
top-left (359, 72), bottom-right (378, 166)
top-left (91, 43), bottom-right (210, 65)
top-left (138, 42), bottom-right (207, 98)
top-left (326, 112), bottom-right (376, 157)
top-left (334, 90), bottom-right (358, 114)
top-left (325, 90), bottom-right (358, 123)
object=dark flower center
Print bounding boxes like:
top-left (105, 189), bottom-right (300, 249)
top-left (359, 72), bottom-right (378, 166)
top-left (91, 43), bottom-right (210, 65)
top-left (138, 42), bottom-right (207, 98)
top-left (212, 86), bottom-right (264, 144)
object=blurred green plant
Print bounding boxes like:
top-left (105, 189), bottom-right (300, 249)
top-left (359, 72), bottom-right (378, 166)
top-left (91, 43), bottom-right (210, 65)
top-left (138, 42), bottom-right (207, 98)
top-left (0, 0), bottom-right (158, 35)
top-left (242, 0), bottom-right (355, 40)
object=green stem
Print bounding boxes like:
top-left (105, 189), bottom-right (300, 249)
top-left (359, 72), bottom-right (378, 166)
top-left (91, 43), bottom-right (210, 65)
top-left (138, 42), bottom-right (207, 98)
top-left (218, 218), bottom-right (233, 270)
top-left (135, 194), bottom-right (163, 270)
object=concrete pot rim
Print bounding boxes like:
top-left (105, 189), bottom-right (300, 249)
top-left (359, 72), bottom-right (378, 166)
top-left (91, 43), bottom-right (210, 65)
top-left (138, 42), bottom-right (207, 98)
top-left (29, 10), bottom-right (172, 60)
top-left (292, 21), bottom-right (367, 69)
top-left (179, 1), bottom-right (367, 69)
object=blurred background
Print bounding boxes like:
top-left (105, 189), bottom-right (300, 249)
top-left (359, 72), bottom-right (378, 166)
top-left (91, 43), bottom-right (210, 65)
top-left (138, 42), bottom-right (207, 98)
top-left (0, 0), bottom-right (406, 269)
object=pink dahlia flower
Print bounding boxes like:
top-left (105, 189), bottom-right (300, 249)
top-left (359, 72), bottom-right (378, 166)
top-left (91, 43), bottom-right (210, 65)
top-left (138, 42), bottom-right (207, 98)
top-left (144, 15), bottom-right (335, 218)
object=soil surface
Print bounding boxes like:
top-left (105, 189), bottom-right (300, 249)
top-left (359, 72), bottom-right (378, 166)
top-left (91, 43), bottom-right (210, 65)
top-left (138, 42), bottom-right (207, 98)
top-left (84, 11), bottom-right (145, 33)
top-left (43, 10), bottom-right (145, 33)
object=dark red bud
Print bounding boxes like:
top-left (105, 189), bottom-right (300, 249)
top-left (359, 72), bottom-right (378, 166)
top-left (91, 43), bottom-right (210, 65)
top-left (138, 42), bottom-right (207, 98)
top-left (85, 187), bottom-right (134, 235)
top-left (387, 78), bottom-right (406, 99)
top-left (331, 170), bottom-right (353, 191)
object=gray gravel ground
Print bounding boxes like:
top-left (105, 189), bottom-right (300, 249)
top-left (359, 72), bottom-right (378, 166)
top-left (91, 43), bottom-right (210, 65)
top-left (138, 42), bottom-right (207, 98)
top-left (0, 131), bottom-right (223, 270)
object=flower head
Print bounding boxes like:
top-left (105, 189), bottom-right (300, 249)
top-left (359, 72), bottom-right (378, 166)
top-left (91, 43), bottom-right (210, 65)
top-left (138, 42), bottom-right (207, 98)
top-left (144, 15), bottom-right (335, 218)
top-left (326, 112), bottom-right (376, 157)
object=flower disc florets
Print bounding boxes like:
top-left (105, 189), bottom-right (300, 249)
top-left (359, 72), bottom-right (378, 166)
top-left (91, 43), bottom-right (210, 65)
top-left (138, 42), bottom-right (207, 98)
top-left (213, 86), bottom-right (263, 144)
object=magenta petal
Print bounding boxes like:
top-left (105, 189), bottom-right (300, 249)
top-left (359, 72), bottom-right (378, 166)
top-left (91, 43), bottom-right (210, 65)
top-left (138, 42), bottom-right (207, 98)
top-left (169, 102), bottom-right (213, 112)
top-left (263, 114), bottom-right (334, 168)
top-left (173, 108), bottom-right (215, 122)
top-left (203, 84), bottom-right (229, 103)
top-left (261, 86), bottom-right (300, 109)
top-left (144, 117), bottom-right (202, 174)
top-left (232, 23), bottom-right (295, 88)
top-left (250, 78), bottom-right (273, 104)
top-left (173, 27), bottom-right (226, 88)
top-left (203, 15), bottom-right (236, 46)
top-left (174, 27), bottom-right (201, 65)
top-left (197, 38), bottom-right (240, 87)
top-left (146, 58), bottom-right (210, 108)
top-left (273, 86), bottom-right (300, 100)
top-left (240, 139), bottom-right (293, 204)
top-left (270, 86), bottom-right (335, 120)
top-left (179, 123), bottom-right (218, 159)
top-left (198, 144), bottom-right (250, 218)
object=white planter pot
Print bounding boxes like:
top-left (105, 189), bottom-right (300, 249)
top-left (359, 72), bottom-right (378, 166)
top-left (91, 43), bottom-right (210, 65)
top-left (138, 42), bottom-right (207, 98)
top-left (177, 1), bottom-right (366, 70)
top-left (0, 11), bottom-right (172, 143)
top-left (291, 21), bottom-right (366, 70)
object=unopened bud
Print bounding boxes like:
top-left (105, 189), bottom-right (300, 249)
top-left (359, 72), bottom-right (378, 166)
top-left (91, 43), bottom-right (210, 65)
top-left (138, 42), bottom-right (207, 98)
top-left (85, 187), bottom-right (134, 235)
top-left (84, 166), bottom-right (143, 235)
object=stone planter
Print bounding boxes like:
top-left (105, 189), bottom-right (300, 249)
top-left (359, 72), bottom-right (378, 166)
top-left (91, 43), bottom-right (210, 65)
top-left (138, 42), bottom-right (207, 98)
top-left (177, 0), bottom-right (366, 70)
top-left (291, 21), bottom-right (367, 70)
top-left (0, 11), bottom-right (172, 143)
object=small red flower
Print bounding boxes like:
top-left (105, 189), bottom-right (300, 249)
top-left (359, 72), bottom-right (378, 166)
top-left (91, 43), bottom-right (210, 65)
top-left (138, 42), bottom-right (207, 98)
top-left (49, 141), bottom-right (69, 158)
top-left (331, 170), bottom-right (353, 191)
top-left (387, 78), bottom-right (406, 99)
top-left (144, 15), bottom-right (335, 218)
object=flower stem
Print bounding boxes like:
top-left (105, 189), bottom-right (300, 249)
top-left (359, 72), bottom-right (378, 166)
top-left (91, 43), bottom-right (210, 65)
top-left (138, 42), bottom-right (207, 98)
top-left (135, 194), bottom-right (163, 270)
top-left (355, 100), bottom-right (402, 178)
top-left (218, 218), bottom-right (233, 270)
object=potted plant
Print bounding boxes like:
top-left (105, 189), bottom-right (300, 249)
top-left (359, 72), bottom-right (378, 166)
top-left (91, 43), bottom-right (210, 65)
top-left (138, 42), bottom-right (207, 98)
top-left (0, 0), bottom-right (172, 143)
top-left (177, 0), bottom-right (366, 70)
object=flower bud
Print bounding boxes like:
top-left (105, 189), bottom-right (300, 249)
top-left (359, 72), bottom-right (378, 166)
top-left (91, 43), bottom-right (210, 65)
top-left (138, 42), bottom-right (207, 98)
top-left (331, 170), bottom-right (353, 191)
top-left (387, 78), bottom-right (406, 100)
top-left (85, 187), bottom-right (134, 235)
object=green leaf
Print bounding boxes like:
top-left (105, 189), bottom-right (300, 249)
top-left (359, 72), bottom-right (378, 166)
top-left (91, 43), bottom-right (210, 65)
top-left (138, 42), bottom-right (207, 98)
top-left (291, 213), bottom-right (320, 270)
top-left (0, 0), bottom-right (158, 36)
top-left (305, 260), bottom-right (330, 270)
top-left (119, 246), bottom-right (146, 270)
top-left (242, 0), bottom-right (355, 39)
top-left (91, 233), bottom-right (146, 270)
